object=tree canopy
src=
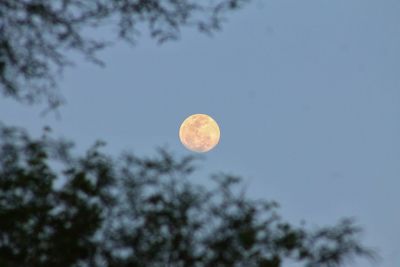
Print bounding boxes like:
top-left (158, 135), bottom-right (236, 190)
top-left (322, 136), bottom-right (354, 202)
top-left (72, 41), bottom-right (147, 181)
top-left (0, 123), bottom-right (374, 267)
top-left (0, 0), bottom-right (250, 107)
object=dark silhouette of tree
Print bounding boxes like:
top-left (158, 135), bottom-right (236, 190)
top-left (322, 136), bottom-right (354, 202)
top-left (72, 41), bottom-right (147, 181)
top-left (0, 123), bottom-right (375, 267)
top-left (0, 0), bottom-right (250, 107)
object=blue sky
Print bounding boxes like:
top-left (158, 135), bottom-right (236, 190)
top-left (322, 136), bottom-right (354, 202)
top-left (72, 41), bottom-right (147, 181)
top-left (1, 0), bottom-right (399, 265)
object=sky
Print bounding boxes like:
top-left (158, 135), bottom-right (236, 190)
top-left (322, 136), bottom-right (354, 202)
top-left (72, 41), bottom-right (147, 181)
top-left (1, 0), bottom-right (399, 266)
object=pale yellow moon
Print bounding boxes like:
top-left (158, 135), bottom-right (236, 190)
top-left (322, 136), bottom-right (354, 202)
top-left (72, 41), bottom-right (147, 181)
top-left (179, 114), bottom-right (220, 153)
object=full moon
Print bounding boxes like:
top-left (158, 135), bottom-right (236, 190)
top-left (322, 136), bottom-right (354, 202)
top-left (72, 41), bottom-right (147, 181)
top-left (179, 114), bottom-right (220, 153)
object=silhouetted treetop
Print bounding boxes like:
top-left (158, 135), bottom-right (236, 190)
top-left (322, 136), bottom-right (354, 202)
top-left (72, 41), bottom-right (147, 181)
top-left (0, 0), bottom-right (251, 107)
top-left (0, 123), bottom-right (375, 267)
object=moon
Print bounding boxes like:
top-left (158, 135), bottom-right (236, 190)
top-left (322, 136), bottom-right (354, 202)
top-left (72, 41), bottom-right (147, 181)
top-left (179, 114), bottom-right (220, 153)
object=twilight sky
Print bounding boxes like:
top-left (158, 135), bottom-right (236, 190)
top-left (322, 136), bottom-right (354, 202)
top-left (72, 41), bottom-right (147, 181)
top-left (1, 0), bottom-right (399, 266)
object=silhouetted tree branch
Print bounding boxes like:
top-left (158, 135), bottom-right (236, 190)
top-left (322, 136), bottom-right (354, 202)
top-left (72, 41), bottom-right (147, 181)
top-left (0, 0), bottom-right (250, 108)
top-left (0, 123), bottom-right (375, 267)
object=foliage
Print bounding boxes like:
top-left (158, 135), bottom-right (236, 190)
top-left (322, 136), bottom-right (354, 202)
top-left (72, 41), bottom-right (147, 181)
top-left (0, 0), bottom-right (250, 107)
top-left (0, 123), bottom-right (374, 267)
